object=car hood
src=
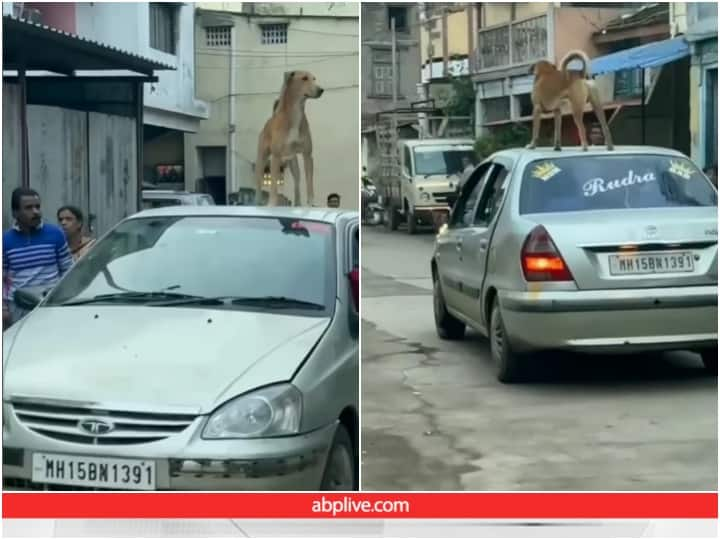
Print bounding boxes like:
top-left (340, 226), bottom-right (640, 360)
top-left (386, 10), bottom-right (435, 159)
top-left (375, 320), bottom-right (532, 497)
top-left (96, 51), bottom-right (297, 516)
top-left (3, 306), bottom-right (330, 414)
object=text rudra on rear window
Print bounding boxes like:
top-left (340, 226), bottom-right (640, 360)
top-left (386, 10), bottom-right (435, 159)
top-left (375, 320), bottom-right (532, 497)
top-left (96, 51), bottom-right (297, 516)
top-left (582, 170), bottom-right (657, 198)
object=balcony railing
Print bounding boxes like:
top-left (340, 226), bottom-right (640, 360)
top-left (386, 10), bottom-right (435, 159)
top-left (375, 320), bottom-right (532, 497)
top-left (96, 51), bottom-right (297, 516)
top-left (475, 14), bottom-right (548, 72)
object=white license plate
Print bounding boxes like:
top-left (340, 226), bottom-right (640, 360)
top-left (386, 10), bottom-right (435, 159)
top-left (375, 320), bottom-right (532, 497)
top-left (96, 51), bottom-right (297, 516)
top-left (32, 453), bottom-right (156, 490)
top-left (609, 252), bottom-right (695, 276)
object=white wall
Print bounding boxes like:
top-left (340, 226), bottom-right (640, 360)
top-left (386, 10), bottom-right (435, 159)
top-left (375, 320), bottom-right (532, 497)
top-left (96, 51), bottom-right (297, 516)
top-left (187, 10), bottom-right (359, 209)
top-left (75, 2), bottom-right (208, 129)
top-left (196, 3), bottom-right (359, 17)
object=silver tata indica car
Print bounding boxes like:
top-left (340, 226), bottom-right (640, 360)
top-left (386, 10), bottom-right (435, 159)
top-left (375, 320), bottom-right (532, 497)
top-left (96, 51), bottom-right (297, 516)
top-left (3, 206), bottom-right (359, 490)
top-left (432, 146), bottom-right (718, 383)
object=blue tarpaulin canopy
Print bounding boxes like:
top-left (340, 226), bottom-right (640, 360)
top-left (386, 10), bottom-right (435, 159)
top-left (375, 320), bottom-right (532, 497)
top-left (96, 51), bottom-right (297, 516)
top-left (590, 36), bottom-right (690, 76)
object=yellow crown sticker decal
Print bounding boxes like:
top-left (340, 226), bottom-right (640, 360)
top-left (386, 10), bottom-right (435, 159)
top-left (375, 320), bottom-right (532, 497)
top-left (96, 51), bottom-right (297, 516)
top-left (668, 160), bottom-right (694, 180)
top-left (531, 162), bottom-right (561, 182)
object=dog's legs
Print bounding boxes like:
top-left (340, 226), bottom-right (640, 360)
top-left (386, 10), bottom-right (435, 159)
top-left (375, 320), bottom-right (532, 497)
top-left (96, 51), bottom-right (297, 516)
top-left (303, 152), bottom-right (315, 207)
top-left (288, 156), bottom-right (302, 207)
top-left (255, 149), bottom-right (268, 206)
top-left (526, 104), bottom-right (542, 149)
top-left (553, 108), bottom-right (562, 151)
top-left (269, 155), bottom-right (281, 207)
top-left (571, 102), bottom-right (588, 151)
top-left (588, 85), bottom-right (614, 150)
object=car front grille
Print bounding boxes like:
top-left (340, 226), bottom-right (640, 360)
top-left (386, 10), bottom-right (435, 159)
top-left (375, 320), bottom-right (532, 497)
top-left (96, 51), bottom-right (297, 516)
top-left (11, 401), bottom-right (196, 446)
top-left (432, 191), bottom-right (455, 203)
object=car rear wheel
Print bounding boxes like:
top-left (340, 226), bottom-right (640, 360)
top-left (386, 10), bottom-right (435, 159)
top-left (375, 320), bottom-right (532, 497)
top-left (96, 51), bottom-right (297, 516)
top-left (490, 298), bottom-right (527, 383)
top-left (700, 347), bottom-right (718, 375)
top-left (320, 424), bottom-right (357, 491)
top-left (433, 278), bottom-right (465, 340)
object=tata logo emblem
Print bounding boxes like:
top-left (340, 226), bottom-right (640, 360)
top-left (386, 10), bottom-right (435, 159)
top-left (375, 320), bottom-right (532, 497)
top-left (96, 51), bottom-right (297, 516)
top-left (78, 419), bottom-right (114, 435)
top-left (644, 226), bottom-right (658, 239)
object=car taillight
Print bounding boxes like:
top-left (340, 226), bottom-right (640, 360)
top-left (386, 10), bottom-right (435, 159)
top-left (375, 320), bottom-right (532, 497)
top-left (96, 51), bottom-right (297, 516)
top-left (521, 225), bottom-right (574, 282)
top-left (349, 268), bottom-right (359, 310)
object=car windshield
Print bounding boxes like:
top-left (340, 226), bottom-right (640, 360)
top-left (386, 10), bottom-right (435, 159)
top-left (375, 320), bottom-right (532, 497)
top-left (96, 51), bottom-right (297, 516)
top-left (413, 146), bottom-right (475, 177)
top-left (45, 216), bottom-right (335, 315)
top-left (519, 155), bottom-right (718, 214)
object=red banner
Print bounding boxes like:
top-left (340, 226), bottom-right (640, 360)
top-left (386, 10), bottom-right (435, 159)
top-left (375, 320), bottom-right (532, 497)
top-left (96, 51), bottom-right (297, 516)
top-left (3, 492), bottom-right (718, 519)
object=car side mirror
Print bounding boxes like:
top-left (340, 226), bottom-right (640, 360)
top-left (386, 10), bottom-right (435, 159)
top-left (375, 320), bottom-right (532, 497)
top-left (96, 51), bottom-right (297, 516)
top-left (14, 287), bottom-right (45, 311)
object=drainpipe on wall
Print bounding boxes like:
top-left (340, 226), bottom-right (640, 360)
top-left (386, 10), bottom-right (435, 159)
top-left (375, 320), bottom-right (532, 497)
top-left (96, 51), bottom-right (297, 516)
top-left (19, 65), bottom-right (29, 188)
top-left (228, 23), bottom-right (237, 201)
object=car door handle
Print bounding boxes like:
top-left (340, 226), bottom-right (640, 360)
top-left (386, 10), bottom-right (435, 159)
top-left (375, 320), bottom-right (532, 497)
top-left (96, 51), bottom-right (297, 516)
top-left (456, 239), bottom-right (463, 251)
top-left (478, 240), bottom-right (488, 250)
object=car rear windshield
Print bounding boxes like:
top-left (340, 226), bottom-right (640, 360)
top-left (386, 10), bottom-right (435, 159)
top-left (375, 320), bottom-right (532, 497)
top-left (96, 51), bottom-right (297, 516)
top-left (46, 216), bottom-right (335, 314)
top-left (519, 155), bottom-right (717, 214)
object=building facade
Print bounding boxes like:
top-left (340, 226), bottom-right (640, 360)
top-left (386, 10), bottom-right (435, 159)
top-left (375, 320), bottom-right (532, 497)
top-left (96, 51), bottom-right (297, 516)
top-left (185, 2), bottom-right (359, 208)
top-left (361, 2), bottom-right (421, 174)
top-left (471, 3), bottom-right (624, 138)
top-left (2, 5), bottom-right (172, 234)
top-left (682, 2), bottom-right (718, 168)
top-left (4, 2), bottom-right (209, 190)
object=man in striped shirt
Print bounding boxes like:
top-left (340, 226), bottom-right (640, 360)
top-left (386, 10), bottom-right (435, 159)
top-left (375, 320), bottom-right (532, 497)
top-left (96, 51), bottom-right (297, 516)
top-left (3, 188), bottom-right (73, 327)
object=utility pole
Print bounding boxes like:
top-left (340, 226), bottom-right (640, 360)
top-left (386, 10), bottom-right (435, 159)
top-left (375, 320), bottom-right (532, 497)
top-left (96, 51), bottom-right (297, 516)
top-left (466, 4), bottom-right (474, 72)
top-left (442, 7), bottom-right (449, 78)
top-left (391, 16), bottom-right (398, 108)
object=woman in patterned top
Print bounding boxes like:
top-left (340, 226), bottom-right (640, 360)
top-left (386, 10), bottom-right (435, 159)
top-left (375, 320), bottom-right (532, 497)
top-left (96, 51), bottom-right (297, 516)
top-left (57, 205), bottom-right (96, 262)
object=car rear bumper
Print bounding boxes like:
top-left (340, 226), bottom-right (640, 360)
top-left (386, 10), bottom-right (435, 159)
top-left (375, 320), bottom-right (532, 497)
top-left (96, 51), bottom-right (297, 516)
top-left (498, 286), bottom-right (718, 353)
top-left (2, 418), bottom-right (336, 491)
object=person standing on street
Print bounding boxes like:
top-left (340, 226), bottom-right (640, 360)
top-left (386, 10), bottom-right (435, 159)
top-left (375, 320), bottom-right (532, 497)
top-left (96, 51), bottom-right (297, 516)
top-left (2, 188), bottom-right (73, 327)
top-left (57, 205), bottom-right (96, 262)
top-left (458, 156), bottom-right (475, 192)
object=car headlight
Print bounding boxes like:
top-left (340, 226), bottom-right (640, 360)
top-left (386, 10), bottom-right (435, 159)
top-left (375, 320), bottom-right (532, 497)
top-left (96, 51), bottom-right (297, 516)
top-left (202, 383), bottom-right (302, 439)
top-left (420, 192), bottom-right (431, 202)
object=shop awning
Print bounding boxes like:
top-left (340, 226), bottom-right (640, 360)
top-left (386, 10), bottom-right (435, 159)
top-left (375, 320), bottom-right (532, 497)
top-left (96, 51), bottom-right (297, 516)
top-left (590, 36), bottom-right (690, 77)
top-left (3, 15), bottom-right (173, 76)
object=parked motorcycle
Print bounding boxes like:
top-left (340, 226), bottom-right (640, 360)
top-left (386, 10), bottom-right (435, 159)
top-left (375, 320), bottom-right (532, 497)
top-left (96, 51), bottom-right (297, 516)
top-left (362, 176), bottom-right (383, 226)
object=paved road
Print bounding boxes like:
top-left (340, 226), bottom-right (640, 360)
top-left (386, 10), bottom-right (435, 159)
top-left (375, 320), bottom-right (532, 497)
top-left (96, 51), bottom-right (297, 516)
top-left (360, 226), bottom-right (718, 491)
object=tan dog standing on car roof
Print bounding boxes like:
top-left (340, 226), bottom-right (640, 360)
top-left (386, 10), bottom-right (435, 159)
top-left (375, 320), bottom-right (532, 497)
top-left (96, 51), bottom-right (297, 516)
top-left (527, 49), bottom-right (614, 152)
top-left (255, 70), bottom-right (324, 207)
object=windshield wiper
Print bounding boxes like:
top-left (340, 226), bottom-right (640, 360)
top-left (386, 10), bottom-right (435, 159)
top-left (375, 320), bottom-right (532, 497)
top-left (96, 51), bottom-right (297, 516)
top-left (148, 295), bottom-right (326, 310)
top-left (60, 291), bottom-right (208, 306)
top-left (230, 296), bottom-right (325, 310)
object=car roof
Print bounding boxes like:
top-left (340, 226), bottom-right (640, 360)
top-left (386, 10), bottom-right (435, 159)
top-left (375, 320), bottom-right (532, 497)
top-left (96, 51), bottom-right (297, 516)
top-left (401, 138), bottom-right (475, 148)
top-left (493, 146), bottom-right (688, 162)
top-left (128, 205), bottom-right (358, 224)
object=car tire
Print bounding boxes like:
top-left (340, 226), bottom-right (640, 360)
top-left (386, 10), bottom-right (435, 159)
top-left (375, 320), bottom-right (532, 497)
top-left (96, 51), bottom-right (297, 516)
top-left (320, 423), bottom-right (357, 491)
top-left (700, 347), bottom-right (718, 375)
top-left (490, 297), bottom-right (527, 383)
top-left (407, 207), bottom-right (417, 235)
top-left (433, 278), bottom-right (465, 340)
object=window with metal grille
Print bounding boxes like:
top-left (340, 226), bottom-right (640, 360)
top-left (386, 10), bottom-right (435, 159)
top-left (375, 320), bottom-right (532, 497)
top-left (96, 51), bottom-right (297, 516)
top-left (481, 97), bottom-right (510, 124)
top-left (261, 23), bottom-right (288, 45)
top-left (150, 3), bottom-right (177, 54)
top-left (206, 26), bottom-right (231, 47)
top-left (371, 48), bottom-right (397, 97)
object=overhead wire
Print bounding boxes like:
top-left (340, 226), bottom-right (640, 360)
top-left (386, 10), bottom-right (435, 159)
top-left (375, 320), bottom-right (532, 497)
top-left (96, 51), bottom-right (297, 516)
top-left (210, 84), bottom-right (359, 102)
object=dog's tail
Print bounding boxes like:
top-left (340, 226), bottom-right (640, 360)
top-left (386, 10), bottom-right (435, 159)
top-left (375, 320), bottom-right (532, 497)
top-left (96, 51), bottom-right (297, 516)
top-left (560, 49), bottom-right (590, 77)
